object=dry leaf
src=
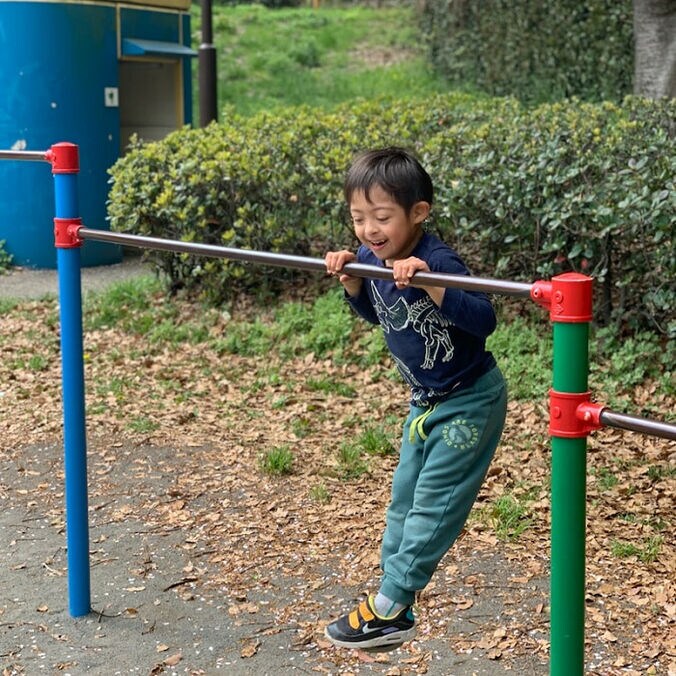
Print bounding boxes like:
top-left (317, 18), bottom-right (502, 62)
top-left (163, 653), bottom-right (182, 667)
top-left (241, 639), bottom-right (260, 658)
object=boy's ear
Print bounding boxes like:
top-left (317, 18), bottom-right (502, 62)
top-left (411, 201), bottom-right (431, 224)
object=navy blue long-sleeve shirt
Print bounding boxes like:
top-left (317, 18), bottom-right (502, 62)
top-left (347, 233), bottom-right (497, 407)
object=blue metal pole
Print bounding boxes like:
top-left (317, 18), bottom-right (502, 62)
top-left (50, 143), bottom-right (90, 617)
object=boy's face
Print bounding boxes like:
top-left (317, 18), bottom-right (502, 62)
top-left (349, 186), bottom-right (430, 266)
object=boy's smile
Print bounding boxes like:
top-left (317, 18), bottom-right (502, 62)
top-left (349, 186), bottom-right (429, 267)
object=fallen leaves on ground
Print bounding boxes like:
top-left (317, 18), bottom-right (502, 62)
top-left (0, 295), bottom-right (674, 674)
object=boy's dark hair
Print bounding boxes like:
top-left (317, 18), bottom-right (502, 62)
top-left (344, 147), bottom-right (434, 213)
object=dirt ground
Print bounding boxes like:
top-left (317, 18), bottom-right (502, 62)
top-left (1, 440), bottom-right (552, 676)
top-left (1, 260), bottom-right (674, 675)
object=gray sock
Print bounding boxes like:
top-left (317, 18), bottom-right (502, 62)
top-left (373, 591), bottom-right (406, 618)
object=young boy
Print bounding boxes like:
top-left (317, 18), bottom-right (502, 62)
top-left (323, 147), bottom-right (507, 649)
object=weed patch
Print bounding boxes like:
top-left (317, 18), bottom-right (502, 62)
top-left (259, 445), bottom-right (294, 476)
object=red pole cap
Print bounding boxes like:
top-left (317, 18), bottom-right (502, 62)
top-left (549, 272), bottom-right (593, 323)
top-left (45, 142), bottom-right (80, 174)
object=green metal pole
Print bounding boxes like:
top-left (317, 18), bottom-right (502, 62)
top-left (534, 272), bottom-right (593, 676)
top-left (550, 322), bottom-right (589, 675)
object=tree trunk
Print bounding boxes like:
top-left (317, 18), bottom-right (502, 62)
top-left (633, 0), bottom-right (676, 98)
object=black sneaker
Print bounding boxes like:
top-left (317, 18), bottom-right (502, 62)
top-left (324, 595), bottom-right (416, 649)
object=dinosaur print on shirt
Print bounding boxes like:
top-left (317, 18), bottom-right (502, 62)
top-left (371, 281), bottom-right (454, 370)
top-left (346, 233), bottom-right (497, 407)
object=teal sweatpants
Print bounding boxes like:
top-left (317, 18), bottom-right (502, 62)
top-left (379, 366), bottom-right (507, 606)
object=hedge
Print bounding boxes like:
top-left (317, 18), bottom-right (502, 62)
top-left (419, 0), bottom-right (634, 104)
top-left (107, 94), bottom-right (675, 335)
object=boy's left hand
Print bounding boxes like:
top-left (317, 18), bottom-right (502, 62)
top-left (392, 257), bottom-right (445, 307)
top-left (392, 257), bottom-right (429, 289)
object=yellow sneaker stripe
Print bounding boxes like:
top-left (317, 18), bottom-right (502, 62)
top-left (360, 600), bottom-right (375, 622)
top-left (348, 610), bottom-right (360, 629)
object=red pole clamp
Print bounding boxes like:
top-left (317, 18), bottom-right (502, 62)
top-left (531, 273), bottom-right (593, 322)
top-left (54, 217), bottom-right (83, 249)
top-left (549, 390), bottom-right (604, 437)
top-left (45, 142), bottom-right (80, 174)
top-left (576, 401), bottom-right (605, 429)
top-left (530, 280), bottom-right (552, 311)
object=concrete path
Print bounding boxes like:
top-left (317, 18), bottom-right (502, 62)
top-left (0, 256), bottom-right (152, 300)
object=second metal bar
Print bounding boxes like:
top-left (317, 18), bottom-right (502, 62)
top-left (76, 228), bottom-right (534, 298)
top-left (600, 409), bottom-right (676, 441)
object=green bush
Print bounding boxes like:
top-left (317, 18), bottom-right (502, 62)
top-left (108, 94), bottom-right (675, 335)
top-left (425, 96), bottom-right (676, 334)
top-left (0, 239), bottom-right (13, 273)
top-left (420, 0), bottom-right (634, 104)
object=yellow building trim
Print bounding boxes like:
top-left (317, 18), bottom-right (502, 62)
top-left (118, 0), bottom-right (189, 10)
top-left (2, 0), bottom-right (190, 12)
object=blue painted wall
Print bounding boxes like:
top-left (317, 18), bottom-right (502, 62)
top-left (0, 1), bottom-right (193, 268)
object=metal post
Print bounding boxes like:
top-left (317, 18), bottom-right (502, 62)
top-left (534, 273), bottom-right (593, 676)
top-left (550, 324), bottom-right (588, 675)
top-left (199, 0), bottom-right (218, 126)
top-left (50, 142), bottom-right (91, 617)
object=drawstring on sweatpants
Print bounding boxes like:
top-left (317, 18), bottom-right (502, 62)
top-left (408, 403), bottom-right (439, 443)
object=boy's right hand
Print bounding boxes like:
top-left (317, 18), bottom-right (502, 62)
top-left (325, 250), bottom-right (362, 297)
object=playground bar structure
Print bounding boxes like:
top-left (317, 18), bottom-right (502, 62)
top-left (76, 227), bottom-right (535, 298)
top-left (2, 143), bottom-right (675, 676)
top-left (67, 234), bottom-right (676, 442)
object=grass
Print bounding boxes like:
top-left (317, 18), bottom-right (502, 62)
top-left (337, 440), bottom-right (369, 480)
top-left (0, 298), bottom-right (21, 315)
top-left (306, 377), bottom-right (356, 398)
top-left (259, 444), bottom-right (295, 476)
top-left (4, 273), bottom-right (673, 546)
top-left (77, 277), bottom-right (673, 407)
top-left (214, 287), bottom-right (366, 363)
top-left (83, 275), bottom-right (219, 346)
top-left (358, 426), bottom-right (396, 457)
top-left (333, 425), bottom-right (396, 479)
top-left (611, 536), bottom-right (664, 563)
top-left (486, 316), bottom-right (551, 400)
top-left (487, 493), bottom-right (534, 541)
top-left (191, 3), bottom-right (448, 117)
top-left (594, 466), bottom-right (619, 492)
top-left (0, 239), bottom-right (13, 272)
top-left (647, 464), bottom-right (676, 482)
top-left (292, 417), bottom-right (313, 438)
top-left (127, 416), bottom-right (160, 433)
top-left (309, 482), bottom-right (331, 503)
top-left (83, 275), bottom-right (162, 331)
top-left (27, 354), bottom-right (49, 371)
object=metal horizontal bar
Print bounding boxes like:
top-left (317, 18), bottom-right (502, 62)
top-left (600, 409), bottom-right (676, 441)
top-left (77, 228), bottom-right (534, 298)
top-left (0, 149), bottom-right (49, 162)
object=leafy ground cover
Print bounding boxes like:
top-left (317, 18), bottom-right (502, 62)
top-left (1, 278), bottom-right (673, 673)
